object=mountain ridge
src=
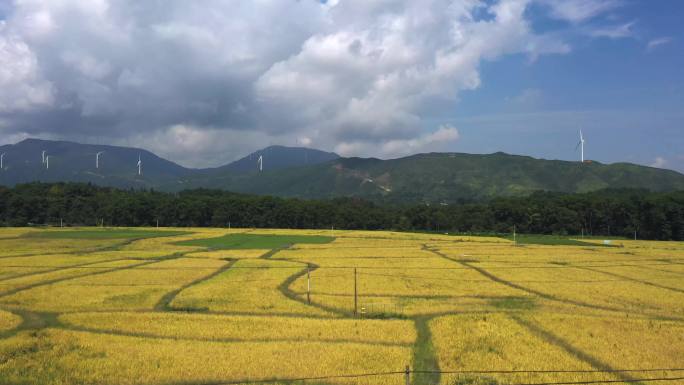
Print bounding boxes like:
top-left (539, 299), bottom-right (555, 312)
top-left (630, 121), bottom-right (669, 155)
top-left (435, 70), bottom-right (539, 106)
top-left (1, 138), bottom-right (683, 203)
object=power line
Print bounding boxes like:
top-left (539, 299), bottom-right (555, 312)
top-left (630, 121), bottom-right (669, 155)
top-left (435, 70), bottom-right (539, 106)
top-left (507, 377), bottom-right (684, 385)
top-left (212, 370), bottom-right (404, 385)
top-left (164, 370), bottom-right (684, 385)
top-left (416, 369), bottom-right (684, 374)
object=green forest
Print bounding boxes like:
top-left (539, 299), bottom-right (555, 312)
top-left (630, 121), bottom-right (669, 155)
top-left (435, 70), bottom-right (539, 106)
top-left (1, 182), bottom-right (682, 240)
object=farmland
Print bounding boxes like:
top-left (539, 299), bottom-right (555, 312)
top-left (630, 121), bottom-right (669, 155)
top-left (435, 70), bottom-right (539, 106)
top-left (0, 227), bottom-right (682, 385)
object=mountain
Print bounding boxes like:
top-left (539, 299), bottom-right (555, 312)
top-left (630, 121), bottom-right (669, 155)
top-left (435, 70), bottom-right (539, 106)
top-left (2, 138), bottom-right (684, 203)
top-left (0, 138), bottom-right (191, 189)
top-left (203, 145), bottom-right (339, 174)
top-left (0, 139), bottom-right (338, 189)
top-left (181, 152), bottom-right (684, 203)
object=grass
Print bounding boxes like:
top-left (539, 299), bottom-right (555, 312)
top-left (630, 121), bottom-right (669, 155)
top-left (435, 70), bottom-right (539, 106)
top-left (502, 234), bottom-right (607, 246)
top-left (176, 233), bottom-right (334, 249)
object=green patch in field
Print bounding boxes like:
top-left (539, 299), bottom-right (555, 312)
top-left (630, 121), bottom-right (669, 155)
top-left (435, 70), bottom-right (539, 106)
top-left (175, 233), bottom-right (335, 250)
top-left (489, 296), bottom-right (536, 310)
top-left (504, 234), bottom-right (609, 246)
top-left (24, 229), bottom-right (188, 240)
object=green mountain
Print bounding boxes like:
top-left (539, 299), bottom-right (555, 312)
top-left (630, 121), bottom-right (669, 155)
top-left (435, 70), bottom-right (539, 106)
top-left (178, 152), bottom-right (684, 203)
top-left (2, 139), bottom-right (684, 203)
top-left (0, 139), bottom-right (337, 189)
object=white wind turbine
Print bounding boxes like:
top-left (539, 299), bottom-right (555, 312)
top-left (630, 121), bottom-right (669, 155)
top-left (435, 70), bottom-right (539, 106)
top-left (575, 130), bottom-right (586, 163)
top-left (96, 151), bottom-right (104, 169)
top-left (0, 153), bottom-right (5, 170)
top-left (137, 154), bottom-right (142, 176)
top-left (41, 150), bottom-right (46, 164)
top-left (257, 155), bottom-right (263, 172)
top-left (46, 155), bottom-right (50, 170)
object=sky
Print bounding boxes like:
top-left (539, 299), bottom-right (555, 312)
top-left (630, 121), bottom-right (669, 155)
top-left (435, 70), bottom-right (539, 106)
top-left (0, 0), bottom-right (682, 171)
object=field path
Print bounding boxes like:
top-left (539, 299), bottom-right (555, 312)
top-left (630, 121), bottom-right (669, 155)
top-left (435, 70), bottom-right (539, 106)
top-left (0, 258), bottom-right (169, 298)
top-left (155, 259), bottom-right (237, 311)
top-left (510, 315), bottom-right (644, 384)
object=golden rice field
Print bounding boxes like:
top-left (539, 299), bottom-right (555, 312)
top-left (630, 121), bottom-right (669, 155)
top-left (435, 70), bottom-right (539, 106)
top-left (0, 227), bottom-right (683, 385)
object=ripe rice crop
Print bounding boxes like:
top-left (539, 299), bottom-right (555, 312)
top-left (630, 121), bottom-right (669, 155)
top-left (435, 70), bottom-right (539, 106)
top-left (524, 313), bottom-right (684, 378)
top-left (60, 312), bottom-right (416, 344)
top-left (429, 313), bottom-right (618, 385)
top-left (1, 227), bottom-right (683, 384)
top-left (186, 249), bottom-right (270, 259)
top-left (0, 258), bottom-right (226, 312)
top-left (0, 328), bottom-right (411, 385)
top-left (0, 309), bottom-right (21, 331)
top-left (171, 258), bottom-right (333, 316)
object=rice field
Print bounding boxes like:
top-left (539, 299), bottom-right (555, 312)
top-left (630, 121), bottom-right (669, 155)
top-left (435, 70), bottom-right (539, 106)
top-left (0, 227), bottom-right (682, 385)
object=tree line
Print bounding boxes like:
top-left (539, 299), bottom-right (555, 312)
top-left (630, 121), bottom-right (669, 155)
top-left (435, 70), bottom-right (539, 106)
top-left (0, 182), bottom-right (682, 240)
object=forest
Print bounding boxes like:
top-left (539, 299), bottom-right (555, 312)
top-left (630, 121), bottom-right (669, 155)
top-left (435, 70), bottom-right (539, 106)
top-left (0, 182), bottom-right (682, 240)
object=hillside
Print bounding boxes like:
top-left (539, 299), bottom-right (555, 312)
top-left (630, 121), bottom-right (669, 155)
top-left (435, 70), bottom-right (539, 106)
top-left (186, 152), bottom-right (684, 203)
top-left (0, 138), bottom-right (190, 189)
top-left (2, 138), bottom-right (684, 203)
top-left (0, 139), bottom-right (337, 189)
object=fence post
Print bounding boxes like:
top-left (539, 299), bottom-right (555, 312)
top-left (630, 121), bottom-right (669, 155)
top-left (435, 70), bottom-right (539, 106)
top-left (353, 268), bottom-right (358, 316)
top-left (405, 365), bottom-right (410, 385)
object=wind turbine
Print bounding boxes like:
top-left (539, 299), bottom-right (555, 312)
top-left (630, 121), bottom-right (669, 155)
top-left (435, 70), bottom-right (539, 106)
top-left (45, 155), bottom-right (50, 170)
top-left (41, 150), bottom-right (46, 164)
top-left (137, 154), bottom-right (142, 176)
top-left (257, 155), bottom-right (263, 172)
top-left (96, 151), bottom-right (104, 169)
top-left (0, 153), bottom-right (5, 170)
top-left (575, 130), bottom-right (585, 163)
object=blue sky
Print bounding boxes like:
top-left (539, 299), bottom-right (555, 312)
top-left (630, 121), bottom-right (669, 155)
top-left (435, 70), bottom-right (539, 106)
top-left (0, 0), bottom-right (682, 171)
top-left (444, 1), bottom-right (684, 170)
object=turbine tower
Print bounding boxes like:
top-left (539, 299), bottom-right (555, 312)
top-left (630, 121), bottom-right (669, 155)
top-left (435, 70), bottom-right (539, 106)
top-left (41, 150), bottom-right (46, 164)
top-left (576, 130), bottom-right (585, 163)
top-left (257, 155), bottom-right (263, 172)
top-left (45, 155), bottom-right (50, 170)
top-left (0, 153), bottom-right (5, 170)
top-left (137, 154), bottom-right (142, 176)
top-left (96, 151), bottom-right (104, 169)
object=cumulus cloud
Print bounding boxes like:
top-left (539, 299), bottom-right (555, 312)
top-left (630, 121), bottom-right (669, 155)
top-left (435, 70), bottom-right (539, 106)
top-left (0, 0), bottom-right (582, 166)
top-left (0, 27), bottom-right (54, 112)
top-left (335, 124), bottom-right (460, 158)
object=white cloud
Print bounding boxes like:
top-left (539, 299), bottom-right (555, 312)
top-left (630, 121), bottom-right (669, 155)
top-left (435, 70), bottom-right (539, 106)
top-left (335, 124), bottom-right (460, 158)
top-left (647, 37), bottom-right (672, 51)
top-left (541, 0), bottom-right (623, 23)
top-left (0, 28), bottom-right (54, 112)
top-left (651, 156), bottom-right (667, 169)
top-left (587, 21), bottom-right (634, 39)
top-left (0, 0), bottom-right (576, 166)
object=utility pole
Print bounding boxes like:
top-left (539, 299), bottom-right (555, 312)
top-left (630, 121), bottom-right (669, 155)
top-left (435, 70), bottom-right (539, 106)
top-left (156, 219), bottom-right (159, 228)
top-left (307, 264), bottom-right (311, 304)
top-left (353, 268), bottom-right (358, 316)
top-left (513, 225), bottom-right (516, 246)
top-left (405, 365), bottom-right (411, 385)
